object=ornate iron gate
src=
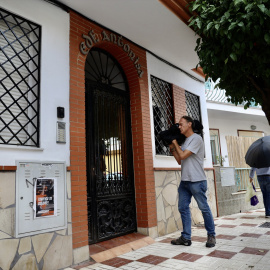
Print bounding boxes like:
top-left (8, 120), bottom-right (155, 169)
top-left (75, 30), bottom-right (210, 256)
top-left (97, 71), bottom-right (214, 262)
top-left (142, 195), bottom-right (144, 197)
top-left (85, 49), bottom-right (137, 244)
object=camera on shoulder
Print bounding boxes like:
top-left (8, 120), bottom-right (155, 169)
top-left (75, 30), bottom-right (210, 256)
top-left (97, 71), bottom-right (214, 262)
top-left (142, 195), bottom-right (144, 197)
top-left (158, 123), bottom-right (186, 146)
top-left (158, 120), bottom-right (204, 147)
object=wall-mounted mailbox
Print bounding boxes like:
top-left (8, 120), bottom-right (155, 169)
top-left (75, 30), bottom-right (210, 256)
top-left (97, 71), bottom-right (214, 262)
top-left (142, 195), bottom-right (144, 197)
top-left (16, 161), bottom-right (67, 237)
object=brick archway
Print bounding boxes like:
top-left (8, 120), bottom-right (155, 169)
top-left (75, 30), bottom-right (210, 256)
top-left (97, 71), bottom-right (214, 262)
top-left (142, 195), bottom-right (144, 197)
top-left (69, 11), bottom-right (157, 249)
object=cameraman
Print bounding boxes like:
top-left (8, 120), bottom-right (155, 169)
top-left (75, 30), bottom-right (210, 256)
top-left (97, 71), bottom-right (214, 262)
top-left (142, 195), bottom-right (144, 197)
top-left (169, 116), bottom-right (216, 248)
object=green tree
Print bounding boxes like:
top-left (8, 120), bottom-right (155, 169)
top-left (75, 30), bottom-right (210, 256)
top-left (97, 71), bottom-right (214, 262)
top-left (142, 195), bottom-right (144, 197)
top-left (189, 0), bottom-right (270, 124)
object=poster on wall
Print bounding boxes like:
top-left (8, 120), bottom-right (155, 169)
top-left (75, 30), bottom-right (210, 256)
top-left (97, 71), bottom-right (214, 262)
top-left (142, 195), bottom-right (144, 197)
top-left (33, 178), bottom-right (57, 219)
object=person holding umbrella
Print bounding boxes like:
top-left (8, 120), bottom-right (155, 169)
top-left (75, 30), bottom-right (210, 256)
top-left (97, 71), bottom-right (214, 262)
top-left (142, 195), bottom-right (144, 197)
top-left (245, 136), bottom-right (270, 218)
top-left (249, 167), bottom-right (270, 218)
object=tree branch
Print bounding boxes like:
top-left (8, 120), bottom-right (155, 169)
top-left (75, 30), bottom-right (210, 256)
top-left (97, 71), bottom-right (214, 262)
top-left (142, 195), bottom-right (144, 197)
top-left (246, 75), bottom-right (267, 100)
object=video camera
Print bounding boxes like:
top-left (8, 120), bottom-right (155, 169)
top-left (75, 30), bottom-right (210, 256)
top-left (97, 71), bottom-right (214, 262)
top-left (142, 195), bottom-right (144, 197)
top-left (158, 123), bottom-right (186, 146)
top-left (158, 120), bottom-right (204, 146)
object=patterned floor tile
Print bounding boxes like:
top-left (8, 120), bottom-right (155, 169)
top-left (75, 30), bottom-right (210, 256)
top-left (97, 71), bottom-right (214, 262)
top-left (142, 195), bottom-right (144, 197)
top-left (102, 257), bottom-right (133, 267)
top-left (239, 223), bottom-right (258, 227)
top-left (159, 238), bottom-right (174, 243)
top-left (65, 209), bottom-right (270, 270)
top-left (240, 247), bottom-right (269, 256)
top-left (218, 224), bottom-right (237, 228)
top-left (173, 252), bottom-right (203, 262)
top-left (240, 233), bottom-right (263, 238)
top-left (137, 255), bottom-right (167, 265)
top-left (120, 261), bottom-right (154, 270)
top-left (191, 236), bottom-right (207, 242)
top-left (207, 250), bottom-right (237, 259)
top-left (158, 258), bottom-right (193, 269)
top-left (216, 234), bottom-right (237, 240)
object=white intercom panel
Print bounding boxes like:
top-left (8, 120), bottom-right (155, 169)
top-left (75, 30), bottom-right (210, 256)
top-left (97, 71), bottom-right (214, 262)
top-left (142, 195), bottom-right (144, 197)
top-left (15, 161), bottom-right (67, 237)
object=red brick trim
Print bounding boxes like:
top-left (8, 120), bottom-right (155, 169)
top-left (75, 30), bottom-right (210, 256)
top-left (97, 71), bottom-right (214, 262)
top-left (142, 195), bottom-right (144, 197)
top-left (172, 85), bottom-right (186, 122)
top-left (154, 167), bottom-right (181, 171)
top-left (204, 168), bottom-right (215, 171)
top-left (70, 11), bottom-right (157, 249)
top-left (0, 166), bottom-right (17, 171)
top-left (154, 167), bottom-right (214, 171)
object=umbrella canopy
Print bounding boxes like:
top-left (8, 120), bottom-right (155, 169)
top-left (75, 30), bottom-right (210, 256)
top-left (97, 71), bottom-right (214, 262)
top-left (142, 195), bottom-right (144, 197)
top-left (245, 136), bottom-right (270, 168)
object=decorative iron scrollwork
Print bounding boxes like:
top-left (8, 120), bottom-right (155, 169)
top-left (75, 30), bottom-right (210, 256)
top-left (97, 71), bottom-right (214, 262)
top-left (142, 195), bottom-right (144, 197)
top-left (97, 198), bottom-right (136, 239)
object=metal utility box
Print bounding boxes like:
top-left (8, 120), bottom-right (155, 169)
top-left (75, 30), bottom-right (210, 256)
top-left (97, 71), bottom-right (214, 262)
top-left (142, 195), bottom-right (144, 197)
top-left (15, 161), bottom-right (67, 237)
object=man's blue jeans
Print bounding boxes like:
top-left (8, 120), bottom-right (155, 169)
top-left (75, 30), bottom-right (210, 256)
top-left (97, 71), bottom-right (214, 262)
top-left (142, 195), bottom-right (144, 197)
top-left (178, 180), bottom-right (215, 240)
top-left (257, 175), bottom-right (270, 216)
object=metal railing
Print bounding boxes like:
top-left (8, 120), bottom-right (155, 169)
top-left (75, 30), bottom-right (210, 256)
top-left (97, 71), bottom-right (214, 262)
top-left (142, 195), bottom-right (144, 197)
top-left (235, 168), bottom-right (259, 191)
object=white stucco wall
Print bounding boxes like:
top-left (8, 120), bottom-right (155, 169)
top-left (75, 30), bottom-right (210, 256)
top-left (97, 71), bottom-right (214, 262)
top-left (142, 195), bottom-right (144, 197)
top-left (147, 52), bottom-right (213, 169)
top-left (0, 0), bottom-right (70, 166)
top-left (208, 104), bottom-right (270, 167)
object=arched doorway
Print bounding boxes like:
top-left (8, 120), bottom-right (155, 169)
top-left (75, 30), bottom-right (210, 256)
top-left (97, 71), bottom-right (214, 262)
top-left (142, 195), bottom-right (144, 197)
top-left (85, 48), bottom-right (137, 244)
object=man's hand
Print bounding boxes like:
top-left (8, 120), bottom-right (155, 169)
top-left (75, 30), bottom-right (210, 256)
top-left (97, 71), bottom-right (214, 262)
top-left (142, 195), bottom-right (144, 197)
top-left (169, 139), bottom-right (192, 165)
top-left (249, 177), bottom-right (253, 183)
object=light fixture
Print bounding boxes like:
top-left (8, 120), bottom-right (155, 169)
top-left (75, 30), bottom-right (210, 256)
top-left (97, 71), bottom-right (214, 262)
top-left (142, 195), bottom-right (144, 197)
top-left (250, 125), bottom-right (256, 130)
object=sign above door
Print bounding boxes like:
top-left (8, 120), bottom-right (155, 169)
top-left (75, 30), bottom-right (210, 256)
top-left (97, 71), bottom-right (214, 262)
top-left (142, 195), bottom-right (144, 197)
top-left (80, 28), bottom-right (144, 78)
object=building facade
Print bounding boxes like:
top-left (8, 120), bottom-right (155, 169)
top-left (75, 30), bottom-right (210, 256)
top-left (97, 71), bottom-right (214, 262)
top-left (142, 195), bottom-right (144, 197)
top-left (0, 1), bottom-right (218, 269)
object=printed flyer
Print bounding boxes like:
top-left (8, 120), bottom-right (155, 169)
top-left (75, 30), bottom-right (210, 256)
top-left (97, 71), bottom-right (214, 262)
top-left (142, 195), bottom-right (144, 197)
top-left (34, 178), bottom-right (57, 218)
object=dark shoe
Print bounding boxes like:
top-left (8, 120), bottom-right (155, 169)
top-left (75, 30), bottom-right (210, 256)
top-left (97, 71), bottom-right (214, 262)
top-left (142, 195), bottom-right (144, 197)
top-left (171, 236), bottom-right (192, 246)
top-left (206, 235), bottom-right (216, 248)
top-left (265, 216), bottom-right (270, 218)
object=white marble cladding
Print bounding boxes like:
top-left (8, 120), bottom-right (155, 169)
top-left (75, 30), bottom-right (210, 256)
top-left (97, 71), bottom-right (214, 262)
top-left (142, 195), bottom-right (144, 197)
top-left (154, 170), bottom-right (217, 236)
top-left (0, 171), bottom-right (77, 270)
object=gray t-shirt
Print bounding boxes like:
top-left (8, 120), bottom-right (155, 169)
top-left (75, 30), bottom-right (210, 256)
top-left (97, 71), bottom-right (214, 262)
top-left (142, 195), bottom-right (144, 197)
top-left (181, 133), bottom-right (206, 182)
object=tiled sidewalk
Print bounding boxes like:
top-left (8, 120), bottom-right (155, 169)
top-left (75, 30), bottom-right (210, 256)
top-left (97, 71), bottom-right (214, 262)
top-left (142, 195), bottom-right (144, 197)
top-left (66, 209), bottom-right (270, 270)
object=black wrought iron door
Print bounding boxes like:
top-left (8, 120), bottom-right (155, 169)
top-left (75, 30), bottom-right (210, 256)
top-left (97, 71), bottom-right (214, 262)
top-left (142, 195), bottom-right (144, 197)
top-left (85, 48), bottom-right (138, 244)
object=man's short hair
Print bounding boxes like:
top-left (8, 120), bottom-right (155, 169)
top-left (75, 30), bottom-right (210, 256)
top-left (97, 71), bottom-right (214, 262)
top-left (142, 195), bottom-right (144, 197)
top-left (181, 115), bottom-right (195, 130)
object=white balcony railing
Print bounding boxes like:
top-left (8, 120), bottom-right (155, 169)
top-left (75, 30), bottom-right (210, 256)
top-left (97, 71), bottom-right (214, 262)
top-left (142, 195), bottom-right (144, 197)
top-left (205, 79), bottom-right (261, 108)
top-left (235, 168), bottom-right (259, 191)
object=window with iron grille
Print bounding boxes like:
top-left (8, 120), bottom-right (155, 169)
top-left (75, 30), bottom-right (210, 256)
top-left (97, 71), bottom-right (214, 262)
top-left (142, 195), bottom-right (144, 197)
top-left (185, 90), bottom-right (202, 137)
top-left (151, 75), bottom-right (174, 156)
top-left (0, 8), bottom-right (41, 147)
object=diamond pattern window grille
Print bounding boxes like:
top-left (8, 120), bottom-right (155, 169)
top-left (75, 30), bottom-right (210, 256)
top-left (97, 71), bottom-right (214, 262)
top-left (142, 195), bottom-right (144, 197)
top-left (151, 75), bottom-right (174, 156)
top-left (185, 90), bottom-right (202, 137)
top-left (0, 8), bottom-right (41, 146)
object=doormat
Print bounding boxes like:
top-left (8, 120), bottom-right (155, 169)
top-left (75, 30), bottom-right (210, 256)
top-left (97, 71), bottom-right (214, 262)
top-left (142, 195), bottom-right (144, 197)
top-left (258, 222), bottom-right (270, 228)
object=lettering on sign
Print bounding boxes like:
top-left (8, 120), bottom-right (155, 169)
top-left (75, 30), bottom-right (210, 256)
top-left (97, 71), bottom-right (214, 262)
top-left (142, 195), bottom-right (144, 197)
top-left (80, 29), bottom-right (144, 78)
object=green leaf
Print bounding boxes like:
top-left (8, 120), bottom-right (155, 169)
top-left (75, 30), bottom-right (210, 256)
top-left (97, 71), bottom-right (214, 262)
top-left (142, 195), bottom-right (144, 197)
top-left (230, 53), bottom-right (237, 61)
top-left (207, 22), bottom-right (214, 31)
top-left (197, 20), bottom-right (202, 29)
top-left (234, 42), bottom-right (240, 49)
top-left (258, 4), bottom-right (266, 13)
top-left (245, 3), bottom-right (253, 12)
top-left (234, 0), bottom-right (243, 5)
top-left (238, 22), bottom-right (244, 28)
top-left (225, 11), bottom-right (230, 19)
top-left (264, 33), bottom-right (270, 44)
top-left (225, 58), bottom-right (228, 64)
top-left (228, 22), bottom-right (237, 31)
top-left (192, 3), bottom-right (201, 11)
